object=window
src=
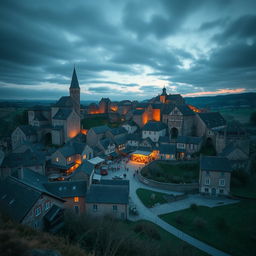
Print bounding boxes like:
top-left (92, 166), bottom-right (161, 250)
top-left (45, 201), bottom-right (51, 211)
top-left (35, 206), bottom-right (41, 217)
top-left (56, 157), bottom-right (59, 162)
top-left (219, 179), bottom-right (225, 186)
top-left (68, 157), bottom-right (71, 162)
top-left (93, 204), bottom-right (98, 212)
top-left (113, 205), bottom-right (117, 212)
top-left (83, 154), bottom-right (87, 160)
top-left (74, 197), bottom-right (79, 202)
top-left (219, 189), bottom-right (224, 194)
top-left (205, 188), bottom-right (209, 193)
top-left (205, 178), bottom-right (210, 185)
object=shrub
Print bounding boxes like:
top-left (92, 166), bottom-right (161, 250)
top-left (193, 217), bottom-right (207, 229)
top-left (190, 203), bottom-right (198, 211)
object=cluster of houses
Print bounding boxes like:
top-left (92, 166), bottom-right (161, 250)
top-left (0, 68), bottom-right (250, 231)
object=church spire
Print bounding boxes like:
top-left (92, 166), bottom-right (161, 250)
top-left (70, 67), bottom-right (80, 89)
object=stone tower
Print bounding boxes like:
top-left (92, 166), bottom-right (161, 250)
top-left (69, 67), bottom-right (80, 115)
top-left (160, 87), bottom-right (167, 103)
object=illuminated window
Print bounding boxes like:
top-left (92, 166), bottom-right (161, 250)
top-left (68, 157), bottom-right (71, 161)
top-left (83, 154), bottom-right (87, 160)
top-left (56, 157), bottom-right (59, 162)
top-left (74, 197), bottom-right (79, 202)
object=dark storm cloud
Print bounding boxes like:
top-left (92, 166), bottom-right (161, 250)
top-left (0, 0), bottom-right (256, 99)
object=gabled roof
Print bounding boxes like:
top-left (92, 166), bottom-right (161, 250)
top-left (159, 136), bottom-right (170, 144)
top-left (177, 136), bottom-right (203, 145)
top-left (91, 125), bottom-right (110, 134)
top-left (18, 125), bottom-right (37, 136)
top-left (52, 108), bottom-right (72, 120)
top-left (198, 112), bottom-right (226, 129)
top-left (54, 96), bottom-right (74, 108)
top-left (123, 120), bottom-right (137, 127)
top-left (162, 104), bottom-right (175, 114)
top-left (72, 160), bottom-right (95, 177)
top-left (34, 112), bottom-right (48, 121)
top-left (143, 121), bottom-right (166, 131)
top-left (114, 135), bottom-right (127, 146)
top-left (70, 67), bottom-right (80, 89)
top-left (200, 156), bottom-right (231, 172)
top-left (109, 127), bottom-right (127, 136)
top-left (99, 138), bottom-right (115, 150)
top-left (86, 184), bottom-right (129, 204)
top-left (57, 142), bottom-right (85, 157)
top-left (127, 133), bottom-right (141, 141)
top-left (43, 180), bottom-right (87, 198)
top-left (166, 94), bottom-right (183, 101)
top-left (159, 144), bottom-right (176, 154)
top-left (176, 105), bottom-right (195, 116)
top-left (219, 143), bottom-right (248, 158)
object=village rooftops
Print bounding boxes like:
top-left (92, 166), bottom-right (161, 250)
top-left (198, 112), bottom-right (226, 129)
top-left (159, 144), bottom-right (176, 154)
top-left (43, 180), bottom-right (87, 198)
top-left (109, 127), bottom-right (127, 136)
top-left (200, 156), bottom-right (231, 172)
top-left (88, 157), bottom-right (105, 165)
top-left (86, 184), bottom-right (129, 204)
top-left (142, 121), bottom-right (166, 131)
top-left (57, 142), bottom-right (85, 158)
top-left (132, 150), bottom-right (152, 156)
top-left (90, 125), bottom-right (110, 134)
top-left (54, 96), bottom-right (75, 108)
top-left (18, 125), bottom-right (38, 136)
top-left (71, 160), bottom-right (95, 177)
top-left (176, 136), bottom-right (203, 145)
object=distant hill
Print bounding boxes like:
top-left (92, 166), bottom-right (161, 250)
top-left (185, 92), bottom-right (256, 109)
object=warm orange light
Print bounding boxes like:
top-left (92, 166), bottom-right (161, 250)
top-left (69, 130), bottom-right (78, 138)
top-left (142, 111), bottom-right (149, 126)
top-left (136, 107), bottom-right (144, 110)
top-left (88, 110), bottom-right (101, 114)
top-left (152, 109), bottom-right (161, 121)
top-left (74, 197), bottom-right (79, 202)
top-left (160, 95), bottom-right (166, 103)
top-left (187, 105), bottom-right (202, 113)
top-left (110, 106), bottom-right (118, 112)
top-left (81, 129), bottom-right (88, 135)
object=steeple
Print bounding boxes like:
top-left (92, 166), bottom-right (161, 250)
top-left (161, 86), bottom-right (167, 96)
top-left (70, 67), bottom-right (80, 89)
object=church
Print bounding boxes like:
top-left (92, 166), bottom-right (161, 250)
top-left (12, 68), bottom-right (81, 149)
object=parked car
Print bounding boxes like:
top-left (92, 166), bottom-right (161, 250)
top-left (100, 166), bottom-right (108, 176)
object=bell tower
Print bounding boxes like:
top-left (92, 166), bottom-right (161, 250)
top-left (160, 86), bottom-right (167, 103)
top-left (69, 67), bottom-right (80, 115)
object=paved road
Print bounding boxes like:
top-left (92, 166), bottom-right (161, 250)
top-left (102, 159), bottom-right (237, 256)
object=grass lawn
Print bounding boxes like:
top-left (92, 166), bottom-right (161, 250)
top-left (141, 161), bottom-right (199, 183)
top-left (136, 188), bottom-right (169, 207)
top-left (124, 220), bottom-right (209, 256)
top-left (81, 116), bottom-right (121, 129)
top-left (218, 107), bottom-right (256, 124)
top-left (159, 201), bottom-right (256, 256)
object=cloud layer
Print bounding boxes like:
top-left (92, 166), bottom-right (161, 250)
top-left (0, 0), bottom-right (256, 100)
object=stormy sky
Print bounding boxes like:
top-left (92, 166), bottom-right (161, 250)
top-left (0, 0), bottom-right (256, 101)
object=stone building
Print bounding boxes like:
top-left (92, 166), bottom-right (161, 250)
top-left (199, 156), bottom-right (232, 196)
top-left (142, 121), bottom-right (167, 142)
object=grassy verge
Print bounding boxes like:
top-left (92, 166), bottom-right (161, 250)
top-left (136, 188), bottom-right (169, 207)
top-left (159, 201), bottom-right (256, 256)
top-left (141, 161), bottom-right (199, 183)
top-left (231, 175), bottom-right (256, 198)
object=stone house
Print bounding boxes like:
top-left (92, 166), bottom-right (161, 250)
top-left (86, 180), bottom-right (129, 220)
top-left (176, 136), bottom-right (203, 159)
top-left (158, 144), bottom-right (176, 160)
top-left (0, 177), bottom-right (64, 230)
top-left (199, 156), bottom-right (232, 196)
top-left (44, 180), bottom-right (87, 215)
top-left (142, 121), bottom-right (166, 142)
top-left (122, 120), bottom-right (138, 134)
top-left (126, 133), bottom-right (141, 148)
top-left (97, 138), bottom-right (116, 155)
top-left (86, 125), bottom-right (110, 146)
top-left (11, 125), bottom-right (38, 150)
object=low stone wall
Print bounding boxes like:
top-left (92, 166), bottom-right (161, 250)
top-left (137, 172), bottom-right (198, 193)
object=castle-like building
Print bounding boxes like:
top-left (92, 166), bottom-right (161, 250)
top-left (12, 68), bottom-right (81, 148)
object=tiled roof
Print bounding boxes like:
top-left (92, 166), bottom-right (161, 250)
top-left (109, 127), bottom-right (127, 136)
top-left (74, 160), bottom-right (95, 176)
top-left (91, 125), bottom-right (110, 134)
top-left (57, 142), bottom-right (85, 158)
top-left (34, 112), bottom-right (48, 121)
top-left (162, 104), bottom-right (175, 114)
top-left (99, 138), bottom-right (114, 150)
top-left (54, 96), bottom-right (74, 108)
top-left (86, 184), bottom-right (129, 204)
top-left (142, 121), bottom-right (166, 131)
top-left (176, 105), bottom-right (195, 116)
top-left (159, 144), bottom-right (176, 154)
top-left (198, 112), bottom-right (226, 129)
top-left (52, 108), bottom-right (72, 120)
top-left (200, 156), bottom-right (231, 172)
top-left (18, 125), bottom-right (37, 136)
top-left (159, 136), bottom-right (170, 143)
top-left (114, 135), bottom-right (127, 146)
top-left (43, 180), bottom-right (87, 198)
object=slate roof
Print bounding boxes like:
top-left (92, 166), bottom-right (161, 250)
top-left (159, 136), bottom-right (170, 144)
top-left (70, 68), bottom-right (80, 89)
top-left (0, 177), bottom-right (63, 223)
top-left (57, 142), bottom-right (85, 158)
top-left (127, 133), bottom-right (141, 141)
top-left (1, 149), bottom-right (45, 168)
top-left (53, 108), bottom-right (72, 120)
top-left (109, 127), bottom-right (127, 136)
top-left (123, 120), bottom-right (137, 127)
top-left (198, 112), bottom-right (226, 129)
top-left (162, 104), bottom-right (175, 114)
top-left (54, 96), bottom-right (74, 108)
top-left (166, 94), bottom-right (184, 102)
top-left (99, 138), bottom-right (114, 150)
top-left (34, 112), bottom-right (48, 121)
top-left (18, 125), bottom-right (37, 136)
top-left (177, 136), bottom-right (203, 145)
top-left (176, 105), bottom-right (195, 116)
top-left (114, 135), bottom-right (127, 146)
top-left (73, 160), bottom-right (95, 176)
top-left (91, 125), bottom-right (110, 134)
top-left (43, 180), bottom-right (87, 198)
top-left (142, 121), bottom-right (166, 131)
top-left (219, 143), bottom-right (248, 158)
top-left (86, 184), bottom-right (129, 204)
top-left (159, 144), bottom-right (176, 154)
top-left (200, 156), bottom-right (231, 172)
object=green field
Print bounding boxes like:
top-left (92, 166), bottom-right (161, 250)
top-left (141, 161), bottom-right (199, 183)
top-left (136, 188), bottom-right (169, 207)
top-left (125, 220), bottom-right (208, 256)
top-left (160, 201), bottom-right (256, 256)
top-left (231, 175), bottom-right (256, 198)
top-left (217, 107), bottom-right (256, 124)
top-left (81, 116), bottom-right (121, 129)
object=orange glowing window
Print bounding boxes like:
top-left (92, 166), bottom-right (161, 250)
top-left (83, 154), bottom-right (87, 160)
top-left (74, 197), bottom-right (79, 202)
top-left (68, 157), bottom-right (71, 161)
